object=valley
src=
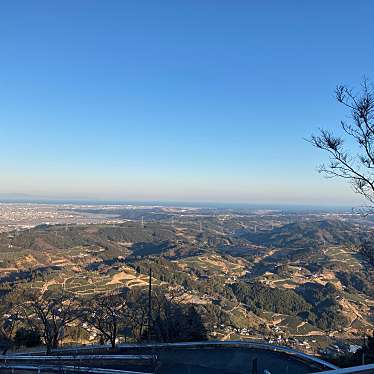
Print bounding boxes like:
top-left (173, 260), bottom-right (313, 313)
top-left (0, 203), bottom-right (373, 357)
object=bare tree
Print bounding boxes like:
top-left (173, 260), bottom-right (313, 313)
top-left (126, 289), bottom-right (148, 342)
top-left (20, 290), bottom-right (80, 354)
top-left (310, 79), bottom-right (374, 208)
top-left (82, 291), bottom-right (129, 348)
top-left (0, 315), bottom-right (18, 354)
top-left (0, 294), bottom-right (22, 354)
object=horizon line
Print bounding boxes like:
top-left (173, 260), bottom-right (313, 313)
top-left (0, 194), bottom-right (361, 211)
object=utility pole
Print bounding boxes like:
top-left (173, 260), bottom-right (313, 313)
top-left (362, 334), bottom-right (366, 365)
top-left (148, 267), bottom-right (152, 342)
top-left (141, 216), bottom-right (144, 228)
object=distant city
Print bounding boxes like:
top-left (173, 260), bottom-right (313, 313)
top-left (0, 201), bottom-right (360, 233)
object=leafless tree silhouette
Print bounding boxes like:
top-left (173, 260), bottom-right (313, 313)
top-left (82, 291), bottom-right (129, 348)
top-left (0, 294), bottom-right (21, 354)
top-left (20, 289), bottom-right (80, 354)
top-left (310, 79), bottom-right (374, 209)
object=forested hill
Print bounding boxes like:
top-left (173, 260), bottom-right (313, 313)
top-left (240, 220), bottom-right (363, 248)
top-left (0, 213), bottom-right (373, 354)
top-left (0, 222), bottom-right (176, 254)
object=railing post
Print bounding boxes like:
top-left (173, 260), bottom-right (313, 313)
top-left (251, 357), bottom-right (258, 374)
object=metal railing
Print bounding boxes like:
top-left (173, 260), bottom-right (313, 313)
top-left (0, 354), bottom-right (156, 374)
top-left (314, 364), bottom-right (374, 374)
top-left (2, 340), bottom-right (341, 373)
top-left (0, 364), bottom-right (153, 374)
top-left (0, 355), bottom-right (154, 362)
top-left (49, 340), bottom-right (337, 371)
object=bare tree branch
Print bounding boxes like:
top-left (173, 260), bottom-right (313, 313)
top-left (309, 79), bottom-right (374, 207)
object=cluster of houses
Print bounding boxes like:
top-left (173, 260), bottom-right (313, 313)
top-left (319, 342), bottom-right (362, 357)
top-left (210, 324), bottom-right (256, 338)
top-left (209, 322), bottom-right (365, 359)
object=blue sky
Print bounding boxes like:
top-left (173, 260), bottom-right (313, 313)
top-left (1, 1), bottom-right (373, 205)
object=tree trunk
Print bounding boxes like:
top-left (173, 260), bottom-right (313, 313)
top-left (52, 336), bottom-right (59, 349)
top-left (111, 338), bottom-right (116, 348)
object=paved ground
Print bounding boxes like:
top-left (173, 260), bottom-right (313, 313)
top-left (116, 346), bottom-right (330, 373)
top-left (39, 342), bottom-right (336, 373)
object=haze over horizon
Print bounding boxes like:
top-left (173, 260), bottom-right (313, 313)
top-left (1, 1), bottom-right (373, 206)
top-left (0, 192), bottom-right (364, 209)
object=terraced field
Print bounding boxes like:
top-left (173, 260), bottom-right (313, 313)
top-left (0, 215), bottom-right (373, 357)
top-left (177, 254), bottom-right (246, 277)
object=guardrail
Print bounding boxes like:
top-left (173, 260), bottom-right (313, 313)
top-left (314, 364), bottom-right (374, 374)
top-left (49, 339), bottom-right (337, 370)
top-left (6, 340), bottom-right (338, 373)
top-left (0, 364), bottom-right (153, 374)
top-left (0, 355), bottom-right (155, 362)
top-left (0, 355), bottom-right (156, 374)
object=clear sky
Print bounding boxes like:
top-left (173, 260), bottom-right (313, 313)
top-left (1, 1), bottom-right (373, 205)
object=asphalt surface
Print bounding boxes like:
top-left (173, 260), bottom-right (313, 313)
top-left (10, 341), bottom-right (337, 374)
top-left (141, 347), bottom-right (327, 374)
